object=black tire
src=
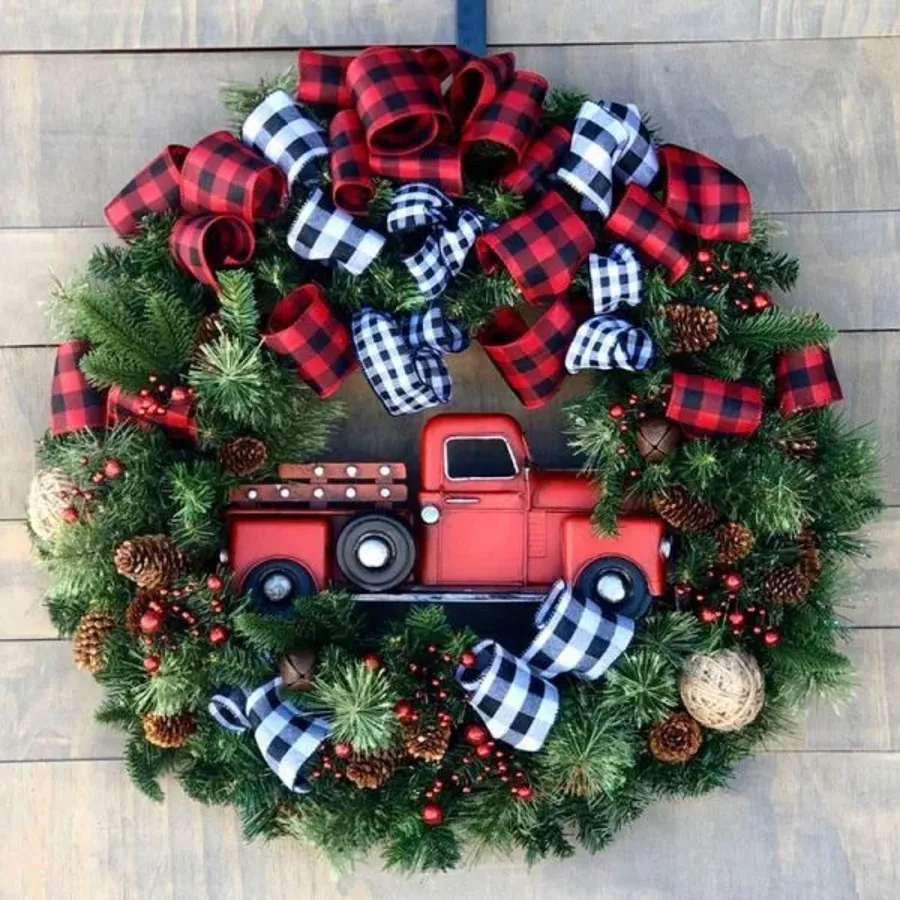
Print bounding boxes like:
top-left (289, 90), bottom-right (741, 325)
top-left (243, 558), bottom-right (316, 618)
top-left (575, 556), bottom-right (653, 621)
top-left (336, 513), bottom-right (416, 592)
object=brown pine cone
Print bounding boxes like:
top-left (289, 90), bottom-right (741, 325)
top-left (648, 712), bottom-right (703, 764)
top-left (142, 712), bottom-right (195, 749)
top-left (796, 531), bottom-right (823, 581)
top-left (191, 313), bottom-right (222, 360)
top-left (219, 436), bottom-right (268, 477)
top-left (114, 535), bottom-right (185, 589)
top-left (653, 486), bottom-right (718, 532)
top-left (666, 304), bottom-right (719, 353)
top-left (762, 564), bottom-right (811, 605)
top-left (776, 436), bottom-right (818, 460)
top-left (404, 721), bottom-right (451, 763)
top-left (73, 611), bottom-right (116, 673)
top-left (345, 748), bottom-right (402, 790)
top-left (715, 522), bottom-right (756, 564)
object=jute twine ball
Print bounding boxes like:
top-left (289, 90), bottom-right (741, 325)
top-left (679, 650), bottom-right (765, 732)
top-left (27, 468), bottom-right (76, 542)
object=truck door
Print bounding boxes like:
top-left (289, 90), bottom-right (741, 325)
top-left (432, 434), bottom-right (527, 585)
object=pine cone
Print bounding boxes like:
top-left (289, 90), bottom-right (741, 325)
top-left (72, 611), bottom-right (116, 673)
top-left (715, 522), bottom-right (756, 564)
top-left (796, 531), bottom-right (823, 581)
top-left (345, 749), bottom-right (402, 790)
top-left (666, 304), bottom-right (719, 353)
top-left (404, 721), bottom-right (451, 763)
top-left (762, 564), bottom-right (811, 605)
top-left (776, 436), bottom-right (818, 460)
top-left (124, 590), bottom-right (156, 637)
top-left (114, 535), bottom-right (185, 589)
top-left (142, 712), bottom-right (195, 749)
top-left (219, 436), bottom-right (268, 477)
top-left (653, 486), bottom-right (717, 532)
top-left (191, 313), bottom-right (221, 360)
top-left (648, 712), bottom-right (703, 764)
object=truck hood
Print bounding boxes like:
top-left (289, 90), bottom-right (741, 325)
top-left (531, 470), bottom-right (599, 511)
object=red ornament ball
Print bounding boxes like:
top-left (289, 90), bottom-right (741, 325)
top-left (727, 610), bottom-right (747, 628)
top-left (143, 654), bottom-right (161, 673)
top-left (460, 649), bottom-right (477, 668)
top-left (61, 506), bottom-right (80, 524)
top-left (697, 606), bottom-right (720, 625)
top-left (422, 803), bottom-right (444, 827)
top-left (475, 743), bottom-right (493, 760)
top-left (763, 628), bottom-right (782, 647)
top-left (333, 742), bottom-right (352, 759)
top-left (751, 292), bottom-right (771, 311)
top-left (513, 784), bottom-right (534, 801)
top-left (206, 574), bottom-right (224, 592)
top-left (362, 653), bottom-right (382, 671)
top-left (463, 723), bottom-right (489, 746)
top-left (608, 403), bottom-right (625, 419)
top-left (170, 386), bottom-right (188, 403)
top-left (394, 700), bottom-right (414, 721)
top-left (103, 458), bottom-right (124, 479)
top-left (139, 610), bottom-right (163, 634)
top-left (696, 249), bottom-right (712, 265)
top-left (722, 572), bottom-right (744, 592)
top-left (209, 624), bottom-right (230, 646)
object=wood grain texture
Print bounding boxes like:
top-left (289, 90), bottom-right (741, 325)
top-left (0, 754), bottom-right (897, 899)
top-left (1, 0), bottom-right (898, 50)
top-left (0, 523), bottom-right (48, 640)
top-left (4, 211), bottom-right (899, 346)
top-left (2, 39), bottom-right (900, 228)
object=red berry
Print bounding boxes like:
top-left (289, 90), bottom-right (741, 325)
top-left (61, 506), bottom-right (79, 524)
top-left (697, 606), bottom-right (720, 625)
top-left (475, 743), bottom-right (493, 760)
top-left (696, 249), bottom-right (712, 265)
top-left (394, 700), bottom-right (414, 721)
top-left (722, 572), bottom-right (743, 592)
top-left (751, 292), bottom-right (771, 311)
top-left (608, 403), bottom-right (625, 419)
top-left (362, 653), bottom-right (381, 671)
top-left (727, 610), bottom-right (746, 628)
top-left (79, 455), bottom-right (89, 466)
top-left (460, 649), bottom-right (477, 668)
top-left (463, 723), bottom-right (489, 746)
top-left (206, 574), bottom-right (223, 592)
top-left (103, 458), bottom-right (124, 479)
top-left (514, 785), bottom-right (534, 801)
top-left (170, 386), bottom-right (188, 403)
top-left (333, 742), bottom-right (352, 759)
top-left (421, 803), bottom-right (444, 826)
top-left (673, 582), bottom-right (691, 599)
top-left (92, 472), bottom-right (105, 484)
top-left (140, 610), bottom-right (163, 634)
top-left (209, 624), bottom-right (230, 646)
top-left (143, 655), bottom-right (161, 673)
top-left (763, 628), bottom-right (782, 647)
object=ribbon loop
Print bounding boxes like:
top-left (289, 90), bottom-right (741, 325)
top-left (565, 315), bottom-right (654, 374)
top-left (370, 144), bottom-right (464, 197)
top-left (774, 345), bottom-right (843, 416)
top-left (666, 371), bottom-right (763, 437)
top-left (169, 214), bottom-right (255, 288)
top-left (449, 52), bottom-right (516, 131)
top-left (106, 384), bottom-right (198, 441)
top-left (287, 187), bottom-right (385, 276)
top-left (50, 341), bottom-right (107, 435)
top-left (295, 50), bottom-right (353, 108)
top-left (588, 243), bottom-right (643, 314)
top-left (499, 125), bottom-right (571, 196)
top-left (241, 90), bottom-right (328, 189)
top-left (329, 109), bottom-right (375, 215)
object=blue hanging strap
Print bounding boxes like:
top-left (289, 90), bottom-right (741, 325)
top-left (457, 0), bottom-right (487, 56)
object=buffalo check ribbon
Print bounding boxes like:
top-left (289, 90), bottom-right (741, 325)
top-left (262, 284), bottom-right (357, 399)
top-left (665, 370), bottom-right (763, 438)
top-left (478, 296), bottom-right (580, 409)
top-left (209, 677), bottom-right (330, 794)
top-left (386, 183), bottom-right (485, 300)
top-left (565, 315), bottom-right (654, 374)
top-left (241, 90), bottom-right (328, 189)
top-left (295, 50), bottom-right (353, 108)
top-left (106, 385), bottom-right (199, 441)
top-left (352, 303), bottom-right (467, 416)
top-left (50, 341), bottom-right (107, 435)
top-left (448, 52), bottom-right (516, 132)
top-left (774, 345), bottom-right (843, 416)
top-left (329, 109), bottom-right (375, 215)
top-left (287, 187), bottom-right (385, 275)
top-left (169, 215), bottom-right (255, 289)
top-left (476, 190), bottom-right (594, 304)
top-left (499, 125), bottom-right (572, 196)
top-left (588, 243), bottom-right (643, 314)
top-left (370, 144), bottom-right (464, 197)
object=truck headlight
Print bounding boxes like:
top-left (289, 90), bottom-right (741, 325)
top-left (659, 535), bottom-right (673, 560)
top-left (421, 504), bottom-right (441, 525)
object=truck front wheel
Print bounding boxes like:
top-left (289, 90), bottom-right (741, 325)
top-left (575, 556), bottom-right (652, 621)
top-left (336, 514), bottom-right (416, 592)
top-left (243, 559), bottom-right (316, 617)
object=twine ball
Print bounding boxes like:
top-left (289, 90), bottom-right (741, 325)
top-left (679, 650), bottom-right (764, 732)
top-left (27, 468), bottom-right (76, 542)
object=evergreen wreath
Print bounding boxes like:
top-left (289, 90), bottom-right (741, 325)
top-left (32, 46), bottom-right (882, 873)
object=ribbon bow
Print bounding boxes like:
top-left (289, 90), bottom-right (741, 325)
top-left (352, 303), bottom-right (468, 416)
top-left (456, 580), bottom-right (634, 751)
top-left (105, 384), bottom-right (198, 442)
top-left (773, 345), bottom-right (843, 417)
top-left (565, 316), bottom-right (654, 374)
top-left (208, 677), bottom-right (330, 794)
top-left (387, 183), bottom-right (486, 300)
top-left (665, 371), bottom-right (763, 437)
top-left (50, 341), bottom-right (107, 435)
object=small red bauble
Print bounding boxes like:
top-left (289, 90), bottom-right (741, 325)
top-left (103, 458), bottom-right (124, 479)
top-left (143, 654), bottom-right (161, 673)
top-left (91, 472), bottom-right (105, 484)
top-left (333, 742), bottom-right (352, 759)
top-left (475, 743), bottom-right (493, 760)
top-left (362, 653), bottom-right (381, 671)
top-left (463, 723), bottom-right (489, 746)
top-left (673, 582), bottom-right (691, 599)
top-left (61, 506), bottom-right (80, 524)
top-left (727, 610), bottom-right (746, 628)
top-left (206, 574), bottom-right (224, 592)
top-left (697, 606), bottom-right (720, 625)
top-left (79, 455), bottom-right (89, 466)
top-left (139, 610), bottom-right (163, 634)
top-left (394, 700), bottom-right (414, 720)
top-left (696, 249), bottom-right (712, 264)
top-left (763, 628), bottom-right (782, 647)
top-left (608, 403), bottom-right (625, 419)
top-left (209, 624), bottom-right (230, 645)
top-left (514, 785), bottom-right (534, 801)
top-left (460, 649), bottom-right (477, 668)
top-left (422, 803), bottom-right (444, 826)
top-left (751, 292), bottom-right (771, 311)
top-left (170, 386), bottom-right (188, 403)
top-left (722, 572), bottom-right (743, 591)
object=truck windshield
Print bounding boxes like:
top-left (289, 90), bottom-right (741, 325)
top-left (445, 437), bottom-right (518, 480)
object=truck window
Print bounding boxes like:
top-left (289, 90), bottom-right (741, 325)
top-left (445, 437), bottom-right (518, 480)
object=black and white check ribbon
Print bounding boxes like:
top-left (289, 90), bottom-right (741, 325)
top-left (287, 187), bottom-right (385, 275)
top-left (241, 90), bottom-right (329, 188)
top-left (566, 315), bottom-right (654, 373)
top-left (387, 183), bottom-right (485, 300)
top-left (208, 677), bottom-right (330, 794)
top-left (521, 580), bottom-right (635, 680)
top-left (589, 243), bottom-right (643, 314)
top-left (557, 100), bottom-right (659, 217)
top-left (352, 302), bottom-right (468, 416)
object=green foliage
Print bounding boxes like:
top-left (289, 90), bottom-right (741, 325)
top-left (542, 87), bottom-right (591, 126)
top-left (220, 69), bottom-right (300, 127)
top-left (724, 308), bottom-right (836, 353)
top-left (601, 651), bottom-right (680, 727)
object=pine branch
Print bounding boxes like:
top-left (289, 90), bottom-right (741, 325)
top-left (216, 269), bottom-right (261, 343)
top-left (724, 308), bottom-right (836, 353)
top-left (220, 70), bottom-right (301, 128)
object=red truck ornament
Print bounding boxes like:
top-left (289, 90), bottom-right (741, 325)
top-left (227, 414), bottom-right (670, 625)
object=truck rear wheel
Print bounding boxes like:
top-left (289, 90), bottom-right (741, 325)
top-left (243, 559), bottom-right (316, 617)
top-left (575, 556), bottom-right (652, 621)
top-left (336, 513), bottom-right (416, 592)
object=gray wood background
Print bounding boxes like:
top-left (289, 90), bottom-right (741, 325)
top-left (0, 2), bottom-right (898, 897)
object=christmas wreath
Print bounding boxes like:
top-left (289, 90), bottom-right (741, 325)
top-left (31, 45), bottom-right (882, 872)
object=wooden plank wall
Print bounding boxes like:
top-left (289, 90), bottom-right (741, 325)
top-left (0, 2), bottom-right (898, 897)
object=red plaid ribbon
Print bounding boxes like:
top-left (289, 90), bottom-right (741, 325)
top-left (449, 52), bottom-right (516, 131)
top-left (500, 125), bottom-right (571, 195)
top-left (346, 46), bottom-right (451, 156)
top-left (416, 46), bottom-right (472, 81)
top-left (658, 144), bottom-right (752, 242)
top-left (295, 50), bottom-right (353, 108)
top-left (329, 110), bottom-right (374, 215)
top-left (262, 285), bottom-right (357, 399)
top-left (104, 145), bottom-right (188, 237)
top-left (370, 144), bottom-right (464, 197)
top-left (602, 183), bottom-right (691, 285)
top-left (50, 341), bottom-right (107, 435)
top-left (476, 190), bottom-right (594, 304)
top-left (106, 385), bottom-right (198, 441)
top-left (180, 131), bottom-right (286, 222)
top-left (774, 345), bottom-right (843, 416)
top-left (477, 297), bottom-right (580, 408)
top-left (665, 371), bottom-right (762, 437)
top-left (169, 215), bottom-right (255, 288)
